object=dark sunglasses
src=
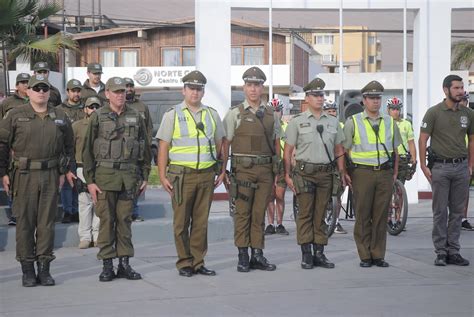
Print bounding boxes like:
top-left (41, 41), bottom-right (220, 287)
top-left (86, 104), bottom-right (100, 109)
top-left (31, 85), bottom-right (50, 93)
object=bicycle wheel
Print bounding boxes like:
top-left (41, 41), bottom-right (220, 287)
top-left (325, 196), bottom-right (338, 237)
top-left (387, 179), bottom-right (408, 236)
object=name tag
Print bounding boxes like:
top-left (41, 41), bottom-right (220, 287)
top-left (299, 123), bottom-right (310, 128)
top-left (17, 117), bottom-right (30, 122)
top-left (177, 116), bottom-right (187, 122)
top-left (54, 119), bottom-right (65, 125)
top-left (244, 117), bottom-right (255, 122)
top-left (126, 117), bottom-right (137, 123)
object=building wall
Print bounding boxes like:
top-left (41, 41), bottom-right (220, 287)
top-left (75, 26), bottom-right (287, 67)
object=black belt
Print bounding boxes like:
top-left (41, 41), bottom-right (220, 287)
top-left (96, 161), bottom-right (136, 170)
top-left (296, 161), bottom-right (334, 173)
top-left (354, 162), bottom-right (392, 171)
top-left (232, 155), bottom-right (272, 165)
top-left (434, 157), bottom-right (466, 164)
top-left (168, 164), bottom-right (215, 174)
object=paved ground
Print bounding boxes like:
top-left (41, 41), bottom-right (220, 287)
top-left (0, 190), bottom-right (473, 317)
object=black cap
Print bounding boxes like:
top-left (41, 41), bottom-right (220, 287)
top-left (242, 67), bottom-right (266, 83)
top-left (16, 73), bottom-right (31, 84)
top-left (123, 77), bottom-right (135, 86)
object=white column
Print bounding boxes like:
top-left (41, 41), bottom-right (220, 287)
top-left (412, 1), bottom-right (453, 197)
top-left (195, 0), bottom-right (231, 119)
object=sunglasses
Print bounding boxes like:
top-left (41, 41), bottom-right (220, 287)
top-left (31, 85), bottom-right (50, 93)
top-left (86, 104), bottom-right (100, 109)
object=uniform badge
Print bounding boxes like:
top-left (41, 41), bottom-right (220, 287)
top-left (244, 117), bottom-right (255, 122)
top-left (299, 123), bottom-right (310, 128)
top-left (125, 117), bottom-right (137, 123)
top-left (460, 116), bottom-right (468, 128)
top-left (421, 121), bottom-right (427, 128)
top-left (17, 117), bottom-right (30, 122)
top-left (54, 119), bottom-right (65, 125)
top-left (177, 116), bottom-right (188, 122)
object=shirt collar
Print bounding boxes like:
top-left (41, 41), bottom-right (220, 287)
top-left (305, 109), bottom-right (327, 119)
top-left (362, 110), bottom-right (383, 120)
top-left (243, 99), bottom-right (266, 110)
top-left (182, 101), bottom-right (206, 112)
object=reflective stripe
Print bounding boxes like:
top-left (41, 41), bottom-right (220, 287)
top-left (169, 103), bottom-right (216, 169)
top-left (351, 113), bottom-right (394, 166)
top-left (279, 121), bottom-right (287, 157)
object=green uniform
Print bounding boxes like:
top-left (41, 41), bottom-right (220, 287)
top-left (127, 98), bottom-right (153, 143)
top-left (157, 101), bottom-right (225, 270)
top-left (224, 100), bottom-right (280, 249)
top-left (48, 85), bottom-right (62, 108)
top-left (81, 80), bottom-right (107, 104)
top-left (57, 101), bottom-right (85, 123)
top-left (0, 93), bottom-right (28, 118)
top-left (285, 110), bottom-right (344, 245)
top-left (82, 104), bottom-right (151, 260)
top-left (343, 110), bottom-right (401, 261)
top-left (0, 104), bottom-right (74, 263)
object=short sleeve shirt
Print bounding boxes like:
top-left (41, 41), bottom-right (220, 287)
top-left (156, 101), bottom-right (225, 144)
top-left (223, 99), bottom-right (281, 142)
top-left (285, 110), bottom-right (345, 164)
top-left (420, 100), bottom-right (474, 159)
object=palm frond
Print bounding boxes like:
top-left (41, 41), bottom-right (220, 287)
top-left (451, 41), bottom-right (474, 70)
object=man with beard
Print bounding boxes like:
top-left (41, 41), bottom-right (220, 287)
top-left (419, 75), bottom-right (473, 266)
top-left (124, 77), bottom-right (153, 222)
top-left (81, 63), bottom-right (106, 104)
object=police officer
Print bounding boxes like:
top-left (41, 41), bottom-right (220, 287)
top-left (386, 97), bottom-right (417, 184)
top-left (83, 77), bottom-right (151, 282)
top-left (73, 96), bottom-right (102, 249)
top-left (343, 81), bottom-right (401, 268)
top-left (0, 73), bottom-right (30, 118)
top-left (284, 78), bottom-right (345, 269)
top-left (0, 74), bottom-right (74, 287)
top-left (32, 62), bottom-right (62, 107)
top-left (58, 79), bottom-right (85, 224)
top-left (82, 63), bottom-right (106, 104)
top-left (419, 75), bottom-right (473, 266)
top-left (157, 71), bottom-right (226, 277)
top-left (223, 66), bottom-right (279, 272)
top-left (58, 79), bottom-right (86, 123)
top-left (124, 77), bottom-right (153, 222)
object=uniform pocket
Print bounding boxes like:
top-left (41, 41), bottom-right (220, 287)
top-left (110, 139), bottom-right (123, 159)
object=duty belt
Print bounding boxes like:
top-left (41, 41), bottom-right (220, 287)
top-left (14, 158), bottom-right (59, 170)
top-left (434, 157), bottom-right (466, 164)
top-left (296, 161), bottom-right (334, 173)
top-left (353, 162), bottom-right (392, 171)
top-left (168, 164), bottom-right (215, 174)
top-left (96, 161), bottom-right (136, 170)
top-left (231, 155), bottom-right (272, 165)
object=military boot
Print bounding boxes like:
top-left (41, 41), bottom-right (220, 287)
top-left (237, 247), bottom-right (250, 272)
top-left (312, 244), bottom-right (335, 269)
top-left (36, 261), bottom-right (55, 286)
top-left (20, 262), bottom-right (37, 287)
top-left (300, 244), bottom-right (314, 269)
top-left (117, 256), bottom-right (142, 280)
top-left (249, 248), bottom-right (277, 271)
top-left (99, 258), bottom-right (115, 282)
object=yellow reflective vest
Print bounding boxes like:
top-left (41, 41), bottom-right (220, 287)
top-left (351, 113), bottom-right (394, 166)
top-left (169, 104), bottom-right (217, 169)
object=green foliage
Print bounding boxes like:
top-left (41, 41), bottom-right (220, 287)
top-left (451, 40), bottom-right (474, 70)
top-left (0, 0), bottom-right (77, 63)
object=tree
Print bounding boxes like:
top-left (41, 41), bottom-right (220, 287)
top-left (0, 0), bottom-right (77, 64)
top-left (451, 40), bottom-right (474, 70)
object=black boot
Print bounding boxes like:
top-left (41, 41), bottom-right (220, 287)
top-left (117, 256), bottom-right (142, 280)
top-left (99, 258), bottom-right (115, 282)
top-left (21, 262), bottom-right (37, 287)
top-left (250, 248), bottom-right (276, 271)
top-left (312, 244), bottom-right (335, 269)
top-left (36, 261), bottom-right (55, 286)
top-left (300, 244), bottom-right (314, 269)
top-left (237, 247), bottom-right (250, 272)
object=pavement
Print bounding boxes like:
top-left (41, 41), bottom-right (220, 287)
top-left (0, 189), bottom-right (473, 317)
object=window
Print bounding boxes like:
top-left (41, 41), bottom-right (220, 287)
top-left (322, 54), bottom-right (334, 62)
top-left (231, 47), bottom-right (243, 65)
top-left (243, 47), bottom-right (263, 65)
top-left (324, 35), bottom-right (334, 44)
top-left (368, 36), bottom-right (376, 45)
top-left (315, 35), bottom-right (323, 44)
top-left (161, 47), bottom-right (195, 66)
top-left (183, 48), bottom-right (195, 66)
top-left (315, 35), bottom-right (333, 45)
top-left (368, 55), bottom-right (375, 64)
top-left (100, 48), bottom-right (139, 67)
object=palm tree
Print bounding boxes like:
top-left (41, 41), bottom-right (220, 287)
top-left (0, 0), bottom-right (77, 65)
top-left (451, 40), bottom-right (474, 70)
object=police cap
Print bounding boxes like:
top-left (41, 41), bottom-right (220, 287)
top-left (105, 77), bottom-right (126, 92)
top-left (28, 74), bottom-right (51, 88)
top-left (16, 73), bottom-right (31, 84)
top-left (67, 79), bottom-right (83, 90)
top-left (87, 63), bottom-right (103, 74)
top-left (182, 71), bottom-right (207, 87)
top-left (361, 80), bottom-right (384, 96)
top-left (123, 77), bottom-right (135, 86)
top-left (304, 78), bottom-right (326, 95)
top-left (242, 67), bottom-right (266, 83)
top-left (33, 62), bottom-right (50, 72)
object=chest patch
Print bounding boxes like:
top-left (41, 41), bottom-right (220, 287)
top-left (299, 122), bottom-right (310, 128)
top-left (17, 117), bottom-right (30, 122)
top-left (244, 117), bottom-right (255, 123)
top-left (54, 119), bottom-right (65, 125)
top-left (125, 117), bottom-right (137, 124)
top-left (460, 116), bottom-right (468, 128)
